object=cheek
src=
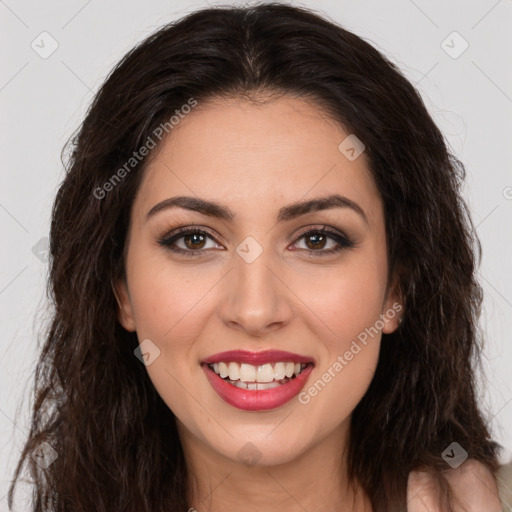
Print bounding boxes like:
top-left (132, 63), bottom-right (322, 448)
top-left (296, 338), bottom-right (380, 443)
top-left (291, 258), bottom-right (385, 415)
top-left (293, 276), bottom-right (384, 435)
top-left (295, 256), bottom-right (387, 349)
top-left (125, 255), bottom-right (217, 425)
top-left (127, 249), bottom-right (218, 345)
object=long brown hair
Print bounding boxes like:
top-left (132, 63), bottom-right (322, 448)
top-left (8, 3), bottom-right (499, 511)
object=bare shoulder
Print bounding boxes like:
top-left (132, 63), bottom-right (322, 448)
top-left (407, 459), bottom-right (509, 511)
top-left (497, 462), bottom-right (512, 510)
top-left (443, 459), bottom-right (502, 511)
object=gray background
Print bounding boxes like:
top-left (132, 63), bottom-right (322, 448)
top-left (1, 0), bottom-right (511, 508)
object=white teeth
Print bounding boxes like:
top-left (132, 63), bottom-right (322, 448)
top-left (228, 362), bottom-right (240, 381)
top-left (274, 362), bottom-right (286, 380)
top-left (239, 363), bottom-right (257, 382)
top-left (234, 380), bottom-right (282, 390)
top-left (257, 363), bottom-right (274, 383)
top-left (209, 361), bottom-right (308, 383)
top-left (285, 362), bottom-right (295, 378)
top-left (218, 361), bottom-right (229, 378)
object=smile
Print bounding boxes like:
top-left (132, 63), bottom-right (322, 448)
top-left (201, 350), bottom-right (315, 411)
top-left (209, 361), bottom-right (309, 390)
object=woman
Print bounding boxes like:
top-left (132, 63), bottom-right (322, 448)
top-left (7, 3), bottom-right (508, 511)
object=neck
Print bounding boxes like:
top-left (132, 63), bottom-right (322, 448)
top-left (179, 420), bottom-right (372, 512)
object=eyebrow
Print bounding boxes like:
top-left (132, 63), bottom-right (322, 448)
top-left (145, 194), bottom-right (368, 225)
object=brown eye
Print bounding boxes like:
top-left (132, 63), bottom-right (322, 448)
top-left (158, 226), bottom-right (356, 258)
top-left (158, 228), bottom-right (221, 256)
top-left (182, 232), bottom-right (207, 250)
top-left (292, 227), bottom-right (355, 256)
top-left (304, 232), bottom-right (328, 250)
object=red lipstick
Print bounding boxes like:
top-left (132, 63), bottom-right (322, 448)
top-left (202, 349), bottom-right (314, 366)
top-left (201, 350), bottom-right (315, 411)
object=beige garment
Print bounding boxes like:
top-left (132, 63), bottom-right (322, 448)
top-left (498, 463), bottom-right (512, 511)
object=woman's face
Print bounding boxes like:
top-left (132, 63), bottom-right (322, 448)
top-left (115, 95), bottom-right (401, 469)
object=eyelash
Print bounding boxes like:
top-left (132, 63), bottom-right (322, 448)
top-left (157, 225), bottom-right (356, 257)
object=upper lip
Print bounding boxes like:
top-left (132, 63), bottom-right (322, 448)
top-left (202, 350), bottom-right (315, 366)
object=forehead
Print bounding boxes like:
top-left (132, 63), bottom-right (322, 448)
top-left (133, 95), bottom-right (382, 226)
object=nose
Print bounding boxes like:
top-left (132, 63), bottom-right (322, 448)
top-left (218, 247), bottom-right (293, 337)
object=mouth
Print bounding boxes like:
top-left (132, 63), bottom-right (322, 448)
top-left (206, 361), bottom-right (312, 390)
top-left (201, 350), bottom-right (315, 411)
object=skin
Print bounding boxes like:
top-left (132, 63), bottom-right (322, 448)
top-left (407, 461), bottom-right (503, 511)
top-left (114, 95), bottom-right (501, 511)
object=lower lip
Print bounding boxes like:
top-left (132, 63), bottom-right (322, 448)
top-left (202, 363), bottom-right (314, 411)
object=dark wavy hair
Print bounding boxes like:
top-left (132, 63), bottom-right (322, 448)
top-left (8, 2), bottom-right (499, 511)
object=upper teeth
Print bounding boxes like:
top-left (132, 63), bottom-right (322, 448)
top-left (211, 362), bottom-right (306, 382)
